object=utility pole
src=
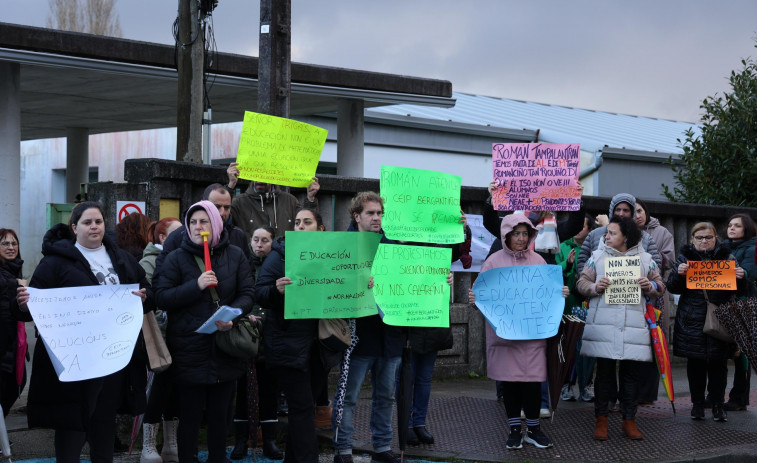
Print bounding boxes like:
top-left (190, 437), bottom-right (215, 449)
top-left (176, 0), bottom-right (205, 162)
top-left (258, 0), bottom-right (291, 118)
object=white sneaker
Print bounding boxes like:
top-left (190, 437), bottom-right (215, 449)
top-left (581, 385), bottom-right (595, 402)
top-left (540, 408), bottom-right (552, 419)
top-left (560, 384), bottom-right (576, 401)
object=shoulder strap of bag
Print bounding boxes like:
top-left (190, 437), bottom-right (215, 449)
top-left (703, 289), bottom-right (710, 302)
top-left (194, 255), bottom-right (220, 307)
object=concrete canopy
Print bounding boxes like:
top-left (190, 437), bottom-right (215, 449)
top-left (0, 23), bottom-right (454, 141)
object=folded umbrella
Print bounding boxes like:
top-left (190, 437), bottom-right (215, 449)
top-left (644, 303), bottom-right (675, 415)
top-left (333, 319), bottom-right (358, 442)
top-left (546, 314), bottom-right (585, 416)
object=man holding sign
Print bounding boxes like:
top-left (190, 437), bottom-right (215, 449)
top-left (333, 192), bottom-right (404, 463)
top-left (576, 217), bottom-right (664, 441)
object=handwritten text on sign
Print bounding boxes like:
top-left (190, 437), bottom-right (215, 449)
top-left (472, 265), bottom-right (564, 340)
top-left (686, 260), bottom-right (737, 290)
top-left (380, 166), bottom-right (463, 244)
top-left (491, 143), bottom-right (580, 211)
top-left (285, 231), bottom-right (381, 319)
top-left (371, 244), bottom-right (451, 327)
top-left (604, 256), bottom-right (641, 305)
top-left (26, 284), bottom-right (143, 382)
top-left (236, 111), bottom-right (327, 187)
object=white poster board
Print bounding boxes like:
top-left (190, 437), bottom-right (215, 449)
top-left (451, 214), bottom-right (496, 273)
top-left (116, 201), bottom-right (146, 223)
top-left (27, 284), bottom-right (143, 382)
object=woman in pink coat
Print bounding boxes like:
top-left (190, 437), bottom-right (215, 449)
top-left (469, 212), bottom-right (569, 451)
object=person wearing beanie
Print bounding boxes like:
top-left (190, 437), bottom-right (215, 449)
top-left (154, 200), bottom-right (254, 463)
top-left (576, 193), bottom-right (662, 275)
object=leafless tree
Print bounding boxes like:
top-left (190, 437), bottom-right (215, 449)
top-left (46, 0), bottom-right (123, 37)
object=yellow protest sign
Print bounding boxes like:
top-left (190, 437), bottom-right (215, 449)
top-left (686, 260), bottom-right (737, 290)
top-left (236, 111), bottom-right (327, 187)
top-left (604, 256), bottom-right (641, 305)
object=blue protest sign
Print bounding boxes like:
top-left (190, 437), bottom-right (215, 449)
top-left (472, 264), bottom-right (564, 340)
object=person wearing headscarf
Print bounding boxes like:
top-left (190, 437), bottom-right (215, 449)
top-left (154, 200), bottom-right (254, 463)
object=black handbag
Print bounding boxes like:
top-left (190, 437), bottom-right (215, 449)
top-left (193, 256), bottom-right (260, 359)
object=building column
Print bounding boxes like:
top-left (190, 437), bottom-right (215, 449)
top-left (336, 98), bottom-right (365, 177)
top-left (66, 128), bottom-right (89, 202)
top-left (0, 62), bottom-right (21, 232)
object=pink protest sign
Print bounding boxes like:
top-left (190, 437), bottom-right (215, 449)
top-left (491, 143), bottom-right (581, 211)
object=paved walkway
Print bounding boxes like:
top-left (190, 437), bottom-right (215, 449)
top-left (4, 362), bottom-right (757, 462)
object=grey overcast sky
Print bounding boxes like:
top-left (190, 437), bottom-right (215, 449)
top-left (3, 0), bottom-right (756, 122)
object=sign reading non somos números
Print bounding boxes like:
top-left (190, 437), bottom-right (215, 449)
top-left (491, 143), bottom-right (581, 211)
top-left (604, 256), bottom-right (641, 305)
top-left (380, 165), bottom-right (463, 244)
top-left (686, 260), bottom-right (737, 290)
top-left (284, 231), bottom-right (381, 319)
top-left (236, 111), bottom-right (327, 187)
top-left (26, 284), bottom-right (144, 382)
top-left (371, 243), bottom-right (451, 327)
top-left (472, 265), bottom-right (564, 340)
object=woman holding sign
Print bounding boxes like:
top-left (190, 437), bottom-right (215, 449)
top-left (469, 212), bottom-right (569, 451)
top-left (0, 228), bottom-right (26, 418)
top-left (153, 200), bottom-right (254, 463)
top-left (577, 216), bottom-right (664, 441)
top-left (15, 201), bottom-right (153, 463)
top-left (254, 208), bottom-right (328, 463)
top-left (667, 221), bottom-right (745, 422)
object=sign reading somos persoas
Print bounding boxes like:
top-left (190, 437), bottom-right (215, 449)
top-left (380, 165), bottom-right (463, 244)
top-left (236, 111), bottom-right (327, 187)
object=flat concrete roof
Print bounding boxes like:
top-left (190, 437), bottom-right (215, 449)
top-left (0, 23), bottom-right (454, 140)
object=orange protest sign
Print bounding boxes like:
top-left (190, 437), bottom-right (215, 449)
top-left (686, 260), bottom-right (737, 290)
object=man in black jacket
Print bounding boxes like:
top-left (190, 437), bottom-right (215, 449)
top-left (333, 192), bottom-right (403, 463)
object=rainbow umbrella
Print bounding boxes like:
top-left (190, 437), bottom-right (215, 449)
top-left (644, 303), bottom-right (675, 415)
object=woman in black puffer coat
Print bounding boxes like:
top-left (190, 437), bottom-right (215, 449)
top-left (15, 202), bottom-right (153, 463)
top-left (667, 221), bottom-right (745, 423)
top-left (154, 200), bottom-right (253, 463)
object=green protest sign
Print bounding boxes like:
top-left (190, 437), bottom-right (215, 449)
top-left (284, 231), bottom-right (381, 319)
top-left (371, 243), bottom-right (451, 327)
top-left (236, 111), bottom-right (327, 187)
top-left (380, 165), bottom-right (463, 244)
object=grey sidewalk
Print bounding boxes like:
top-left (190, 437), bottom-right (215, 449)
top-left (5, 361), bottom-right (757, 462)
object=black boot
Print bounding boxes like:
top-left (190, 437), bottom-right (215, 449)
top-left (230, 421), bottom-right (249, 460)
top-left (262, 422), bottom-right (284, 460)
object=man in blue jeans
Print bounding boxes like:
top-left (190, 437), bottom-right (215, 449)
top-left (333, 192), bottom-right (404, 463)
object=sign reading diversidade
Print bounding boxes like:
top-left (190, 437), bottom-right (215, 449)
top-left (380, 165), bottom-right (463, 244)
top-left (472, 265), bottom-right (564, 339)
top-left (284, 231), bottom-right (381, 319)
top-left (371, 243), bottom-right (451, 327)
top-left (686, 260), bottom-right (737, 290)
top-left (26, 284), bottom-right (143, 382)
top-left (604, 256), bottom-right (641, 305)
top-left (491, 143), bottom-right (580, 211)
top-left (236, 111), bottom-right (328, 187)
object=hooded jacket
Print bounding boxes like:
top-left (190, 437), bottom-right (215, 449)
top-left (154, 229), bottom-right (254, 384)
top-left (576, 194), bottom-right (662, 274)
top-left (667, 242), bottom-right (742, 360)
top-left (231, 184), bottom-right (305, 240)
top-left (641, 217), bottom-right (675, 273)
top-left (479, 213), bottom-right (547, 382)
top-left (24, 223), bottom-right (153, 431)
top-left (576, 240), bottom-right (662, 362)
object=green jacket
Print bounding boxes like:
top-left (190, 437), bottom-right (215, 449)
top-left (555, 237), bottom-right (585, 313)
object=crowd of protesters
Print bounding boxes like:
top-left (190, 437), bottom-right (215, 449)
top-left (2, 165), bottom-right (756, 463)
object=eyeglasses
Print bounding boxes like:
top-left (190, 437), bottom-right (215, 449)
top-left (0, 241), bottom-right (18, 248)
top-left (693, 235), bottom-right (715, 242)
